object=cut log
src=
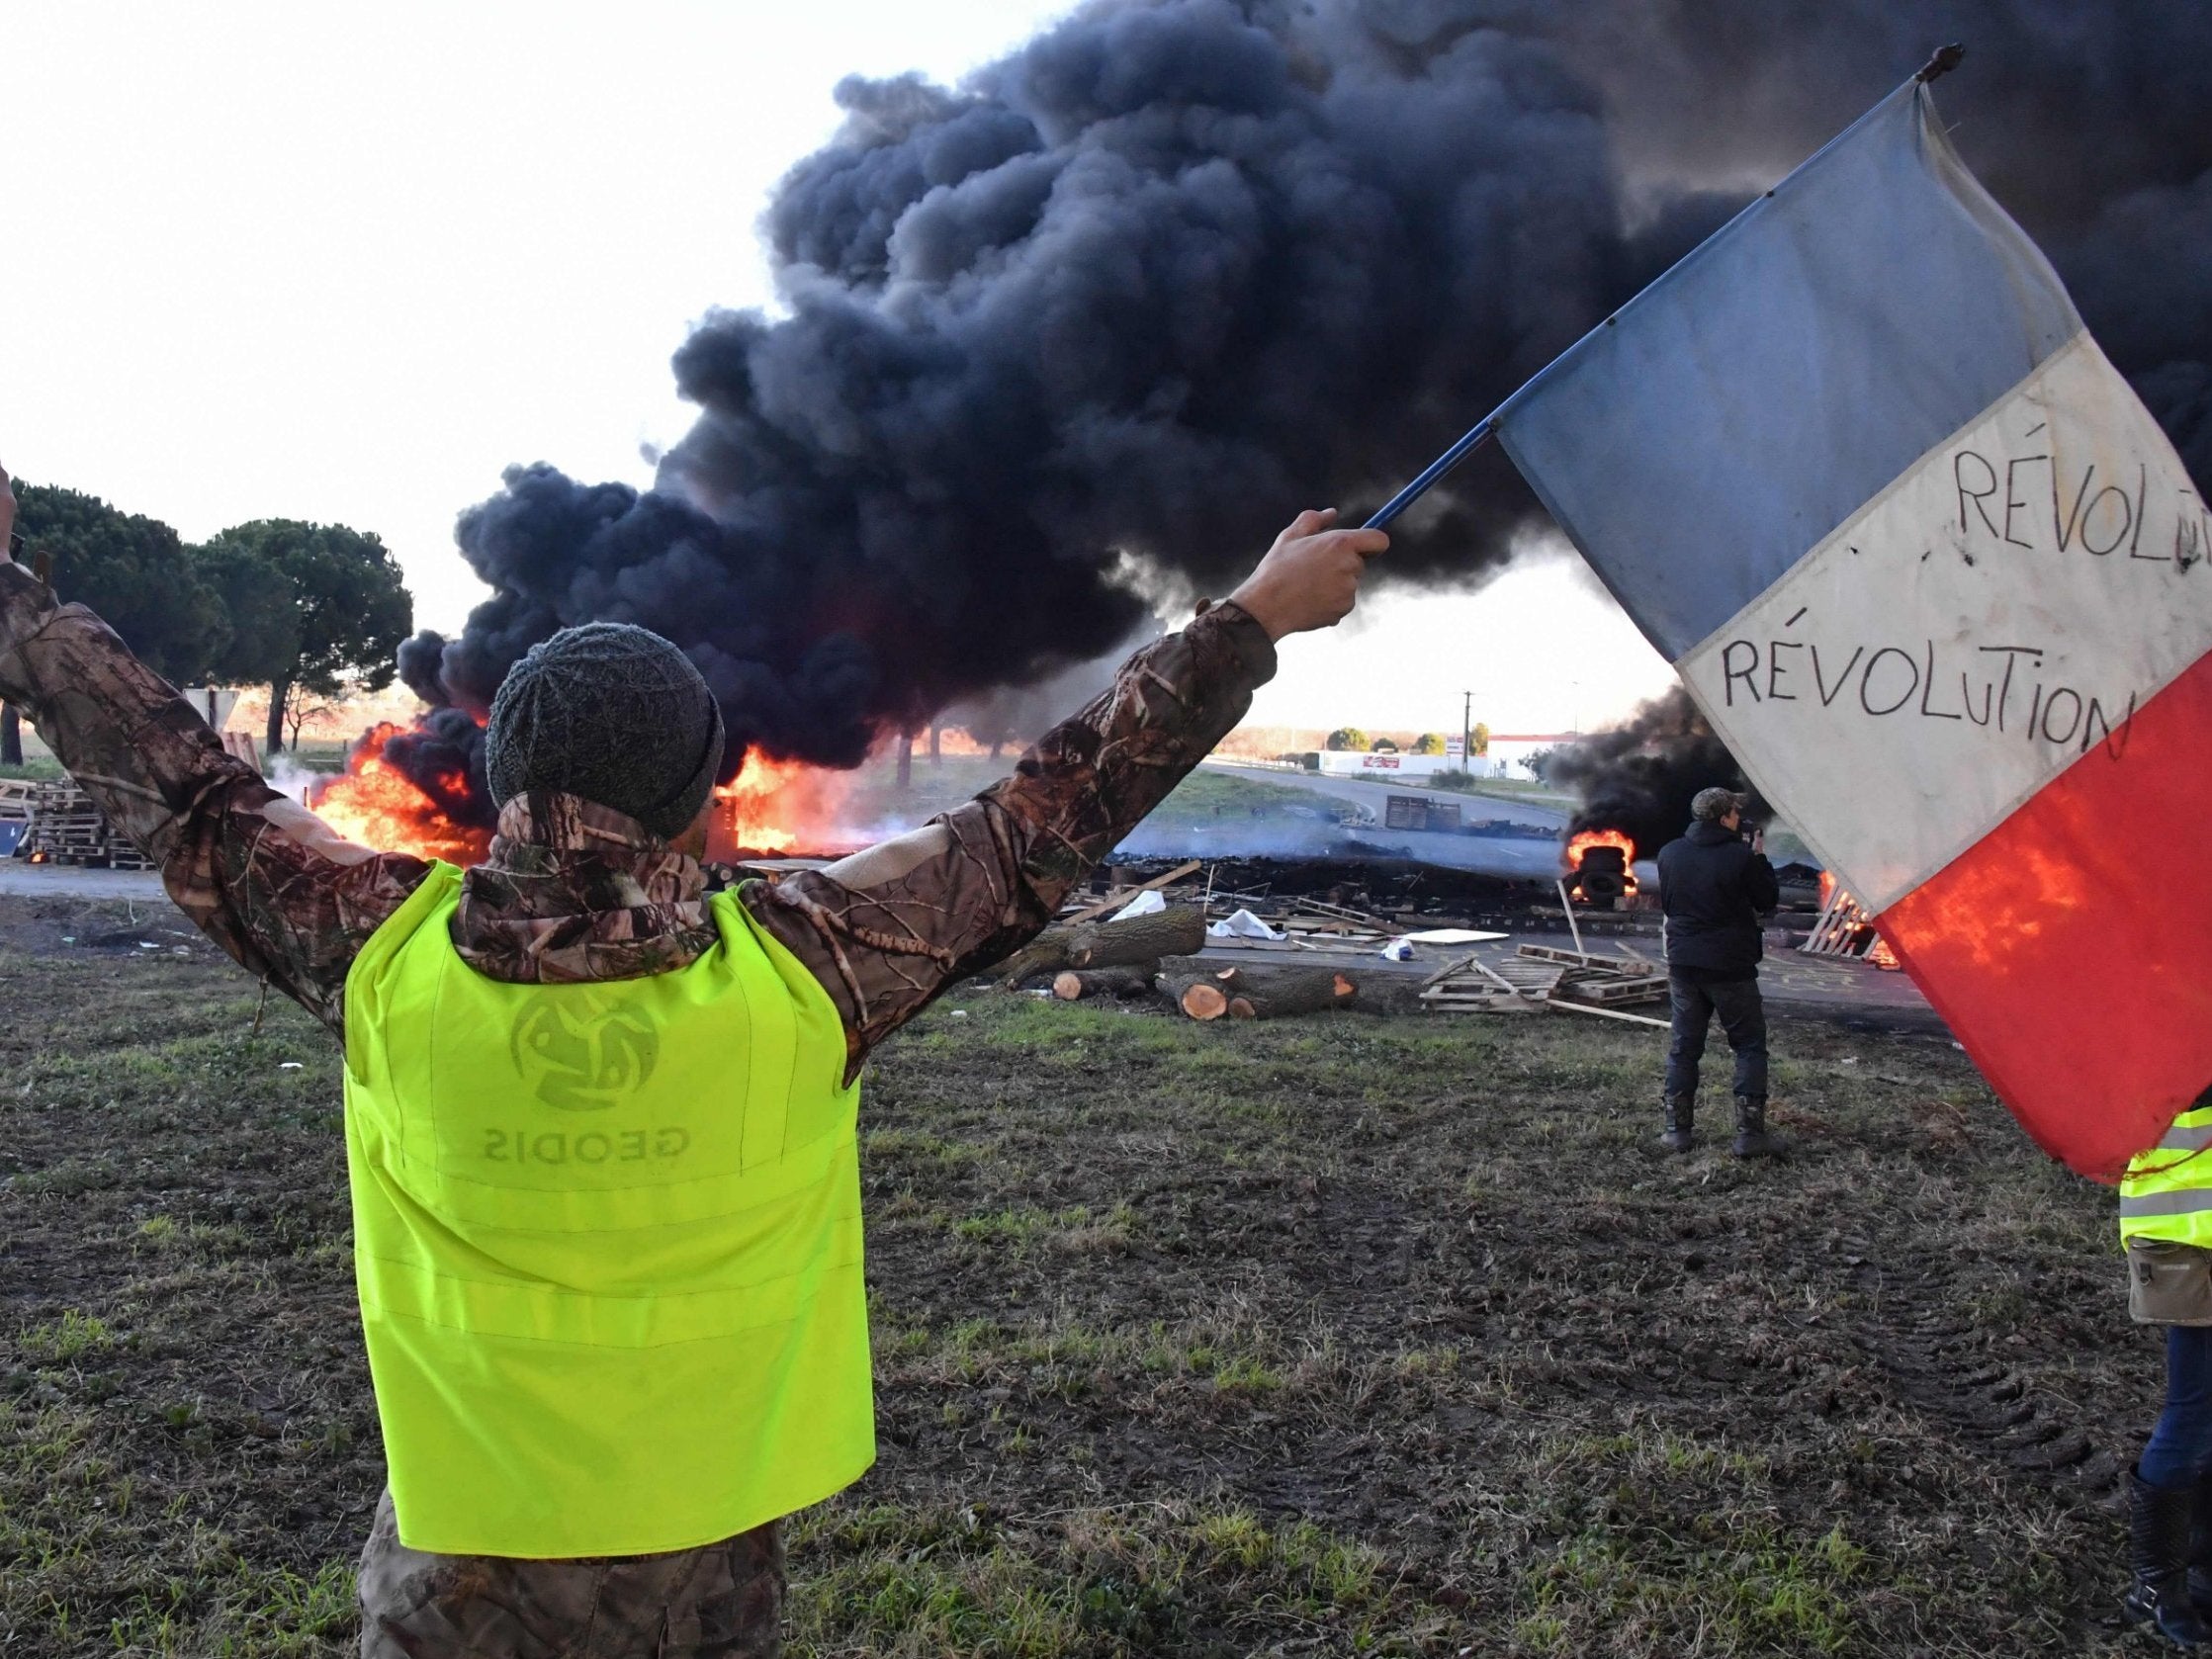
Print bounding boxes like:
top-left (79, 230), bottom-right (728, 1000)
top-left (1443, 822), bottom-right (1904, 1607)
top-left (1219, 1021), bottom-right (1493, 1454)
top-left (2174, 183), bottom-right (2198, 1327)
top-left (1166, 975), bottom-right (1233, 1020)
top-left (1051, 966), bottom-right (1159, 1001)
top-left (1220, 967), bottom-right (1356, 1019)
top-left (1343, 976), bottom-right (1431, 1017)
top-left (1071, 905), bottom-right (1204, 968)
top-left (997, 904), bottom-right (1205, 987)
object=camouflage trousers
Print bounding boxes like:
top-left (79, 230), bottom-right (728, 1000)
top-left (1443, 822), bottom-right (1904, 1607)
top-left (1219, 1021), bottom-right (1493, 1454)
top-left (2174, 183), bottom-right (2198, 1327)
top-left (355, 1492), bottom-right (785, 1657)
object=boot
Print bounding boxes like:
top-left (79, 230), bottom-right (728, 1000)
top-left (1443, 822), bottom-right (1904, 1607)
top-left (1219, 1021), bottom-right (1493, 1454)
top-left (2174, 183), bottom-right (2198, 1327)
top-left (1730, 1093), bottom-right (1777, 1159)
top-left (2128, 1470), bottom-right (2212, 1647)
top-left (1658, 1093), bottom-right (1694, 1154)
top-left (2189, 1473), bottom-right (2212, 1618)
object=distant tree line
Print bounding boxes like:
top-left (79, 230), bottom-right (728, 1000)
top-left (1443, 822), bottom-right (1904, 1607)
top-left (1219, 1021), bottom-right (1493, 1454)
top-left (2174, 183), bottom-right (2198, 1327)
top-left (3, 480), bottom-right (411, 759)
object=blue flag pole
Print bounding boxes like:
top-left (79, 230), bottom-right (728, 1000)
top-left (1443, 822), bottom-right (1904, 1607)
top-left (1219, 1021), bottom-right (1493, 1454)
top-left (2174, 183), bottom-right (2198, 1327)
top-left (1362, 415), bottom-right (1497, 530)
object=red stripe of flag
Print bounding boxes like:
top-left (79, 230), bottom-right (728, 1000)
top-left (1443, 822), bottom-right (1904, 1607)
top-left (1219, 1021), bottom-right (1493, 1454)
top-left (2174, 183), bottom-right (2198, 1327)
top-left (1877, 648), bottom-right (2212, 1179)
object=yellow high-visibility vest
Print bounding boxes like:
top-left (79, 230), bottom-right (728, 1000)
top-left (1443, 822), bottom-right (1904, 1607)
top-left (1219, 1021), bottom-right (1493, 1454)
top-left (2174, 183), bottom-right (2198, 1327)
top-left (2121, 1098), bottom-right (2212, 1250)
top-left (342, 863), bottom-right (871, 1558)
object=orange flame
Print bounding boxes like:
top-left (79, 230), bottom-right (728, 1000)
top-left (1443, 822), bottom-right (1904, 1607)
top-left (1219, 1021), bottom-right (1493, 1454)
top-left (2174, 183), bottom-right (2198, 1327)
top-left (306, 723), bottom-right (863, 867)
top-left (1565, 827), bottom-right (1637, 867)
top-left (310, 724), bottom-right (492, 865)
top-left (1814, 869), bottom-right (1902, 970)
top-left (710, 754), bottom-right (855, 859)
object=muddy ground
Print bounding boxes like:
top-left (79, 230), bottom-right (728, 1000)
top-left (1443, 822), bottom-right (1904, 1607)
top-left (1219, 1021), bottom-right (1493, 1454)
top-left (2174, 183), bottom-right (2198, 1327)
top-left (0, 892), bottom-right (2159, 1656)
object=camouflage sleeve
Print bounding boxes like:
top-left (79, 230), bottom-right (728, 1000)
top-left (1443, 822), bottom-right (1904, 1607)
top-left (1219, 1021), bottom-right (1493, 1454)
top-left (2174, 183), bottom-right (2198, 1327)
top-left (0, 562), bottom-right (430, 1035)
top-left (743, 601), bottom-right (1277, 1076)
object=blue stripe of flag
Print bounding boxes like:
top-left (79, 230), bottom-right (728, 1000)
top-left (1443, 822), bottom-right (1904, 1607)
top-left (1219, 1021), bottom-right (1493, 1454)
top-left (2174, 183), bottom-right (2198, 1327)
top-left (1493, 82), bottom-right (2079, 661)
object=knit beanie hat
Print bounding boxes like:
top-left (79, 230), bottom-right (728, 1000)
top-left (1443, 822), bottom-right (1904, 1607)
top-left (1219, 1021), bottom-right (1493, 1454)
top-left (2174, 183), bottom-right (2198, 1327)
top-left (485, 623), bottom-right (725, 840)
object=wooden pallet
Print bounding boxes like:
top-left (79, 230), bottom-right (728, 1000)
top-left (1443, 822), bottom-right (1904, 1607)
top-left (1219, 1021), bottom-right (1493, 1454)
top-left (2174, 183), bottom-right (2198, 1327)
top-left (1419, 952), bottom-right (1561, 1011)
top-left (19, 781), bottom-right (155, 868)
top-left (1420, 941), bottom-right (1667, 1023)
top-left (1801, 882), bottom-right (1897, 963)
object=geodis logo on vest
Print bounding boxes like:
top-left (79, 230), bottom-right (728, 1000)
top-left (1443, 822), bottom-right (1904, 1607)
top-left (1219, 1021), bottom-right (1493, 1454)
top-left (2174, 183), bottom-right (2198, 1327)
top-left (509, 995), bottom-right (660, 1110)
top-left (485, 994), bottom-right (690, 1166)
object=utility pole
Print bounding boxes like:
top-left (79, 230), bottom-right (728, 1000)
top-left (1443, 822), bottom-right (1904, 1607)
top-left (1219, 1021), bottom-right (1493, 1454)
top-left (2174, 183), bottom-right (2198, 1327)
top-left (1460, 690), bottom-right (1472, 774)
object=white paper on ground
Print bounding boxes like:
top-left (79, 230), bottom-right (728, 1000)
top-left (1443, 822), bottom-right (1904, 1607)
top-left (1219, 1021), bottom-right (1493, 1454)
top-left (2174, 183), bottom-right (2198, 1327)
top-left (1379, 928), bottom-right (1511, 961)
top-left (1110, 889), bottom-right (1168, 920)
top-left (1207, 909), bottom-right (1283, 940)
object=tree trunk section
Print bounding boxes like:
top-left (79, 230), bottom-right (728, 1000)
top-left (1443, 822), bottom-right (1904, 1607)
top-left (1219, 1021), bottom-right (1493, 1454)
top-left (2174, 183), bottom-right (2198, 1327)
top-left (0, 704), bottom-right (20, 767)
top-left (1217, 966), bottom-right (1357, 1019)
top-left (997, 904), bottom-right (1205, 987)
top-left (266, 678), bottom-right (291, 754)
top-left (1165, 975), bottom-right (1232, 1020)
top-left (1051, 966), bottom-right (1158, 1001)
top-left (1345, 976), bottom-right (1431, 1017)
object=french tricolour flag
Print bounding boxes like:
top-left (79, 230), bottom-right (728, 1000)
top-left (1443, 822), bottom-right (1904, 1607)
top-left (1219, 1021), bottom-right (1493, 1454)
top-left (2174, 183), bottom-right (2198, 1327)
top-left (1491, 76), bottom-right (2212, 1179)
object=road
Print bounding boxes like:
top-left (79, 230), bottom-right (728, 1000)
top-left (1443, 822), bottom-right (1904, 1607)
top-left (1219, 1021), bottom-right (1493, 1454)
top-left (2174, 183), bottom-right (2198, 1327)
top-left (1167, 760), bottom-right (1585, 879)
top-left (0, 861), bottom-right (166, 899)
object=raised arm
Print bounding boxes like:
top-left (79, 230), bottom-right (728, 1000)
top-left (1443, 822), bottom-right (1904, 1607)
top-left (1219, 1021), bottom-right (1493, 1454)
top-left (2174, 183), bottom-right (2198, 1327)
top-left (744, 508), bottom-right (1388, 1076)
top-left (0, 465), bottom-right (429, 1036)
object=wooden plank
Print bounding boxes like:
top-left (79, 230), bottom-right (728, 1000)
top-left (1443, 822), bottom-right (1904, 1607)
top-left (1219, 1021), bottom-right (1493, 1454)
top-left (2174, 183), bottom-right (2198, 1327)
top-left (1417, 952), bottom-right (1478, 990)
top-left (1421, 988), bottom-right (1541, 1014)
top-left (1295, 897), bottom-right (1386, 924)
top-left (1518, 943), bottom-right (1651, 972)
top-left (1546, 999), bottom-right (1671, 1029)
top-left (1061, 860), bottom-right (1202, 926)
top-left (1469, 958), bottom-right (1538, 997)
top-left (1556, 878), bottom-right (1584, 955)
top-left (1557, 977), bottom-right (1668, 1007)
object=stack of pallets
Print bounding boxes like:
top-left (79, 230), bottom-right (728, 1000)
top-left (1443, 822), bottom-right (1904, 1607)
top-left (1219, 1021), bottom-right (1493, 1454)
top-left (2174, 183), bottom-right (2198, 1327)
top-left (1421, 943), bottom-right (1670, 1026)
top-left (20, 781), bottom-right (154, 870)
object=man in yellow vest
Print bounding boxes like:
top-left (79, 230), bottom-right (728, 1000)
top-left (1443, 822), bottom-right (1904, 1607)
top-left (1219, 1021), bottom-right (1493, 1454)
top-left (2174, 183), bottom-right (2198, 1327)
top-left (2120, 1092), bottom-right (2212, 1650)
top-left (0, 460), bottom-right (1385, 1657)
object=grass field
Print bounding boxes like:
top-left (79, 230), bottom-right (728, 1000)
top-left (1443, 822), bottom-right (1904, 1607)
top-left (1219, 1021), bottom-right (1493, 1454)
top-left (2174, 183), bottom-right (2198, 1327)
top-left (0, 896), bottom-right (2150, 1656)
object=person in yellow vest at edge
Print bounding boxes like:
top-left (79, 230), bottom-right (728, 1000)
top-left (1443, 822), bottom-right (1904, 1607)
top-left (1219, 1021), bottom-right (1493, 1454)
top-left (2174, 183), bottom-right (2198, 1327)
top-left (2121, 1089), bottom-right (2212, 1651)
top-left (0, 460), bottom-right (1386, 1658)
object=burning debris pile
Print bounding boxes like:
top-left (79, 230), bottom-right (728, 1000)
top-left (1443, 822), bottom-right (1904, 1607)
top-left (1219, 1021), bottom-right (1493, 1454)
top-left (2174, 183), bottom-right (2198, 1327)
top-left (1544, 687), bottom-right (1764, 861)
top-left (312, 0), bottom-right (2212, 862)
top-left (313, 723), bottom-right (492, 866)
top-left (1561, 829), bottom-right (1638, 905)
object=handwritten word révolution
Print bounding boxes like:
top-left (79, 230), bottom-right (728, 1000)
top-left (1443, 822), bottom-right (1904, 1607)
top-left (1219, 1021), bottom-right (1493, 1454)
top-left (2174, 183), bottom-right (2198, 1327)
top-left (1952, 448), bottom-right (2206, 574)
top-left (1716, 633), bottom-right (2137, 759)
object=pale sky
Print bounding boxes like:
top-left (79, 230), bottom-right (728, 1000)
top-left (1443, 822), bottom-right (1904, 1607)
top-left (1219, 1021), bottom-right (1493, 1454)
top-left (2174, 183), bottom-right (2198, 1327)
top-left (0, 0), bottom-right (1676, 736)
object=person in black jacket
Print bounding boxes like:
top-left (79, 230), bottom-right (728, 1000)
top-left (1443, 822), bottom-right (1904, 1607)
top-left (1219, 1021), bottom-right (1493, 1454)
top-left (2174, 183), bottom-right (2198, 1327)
top-left (1655, 787), bottom-right (1782, 1157)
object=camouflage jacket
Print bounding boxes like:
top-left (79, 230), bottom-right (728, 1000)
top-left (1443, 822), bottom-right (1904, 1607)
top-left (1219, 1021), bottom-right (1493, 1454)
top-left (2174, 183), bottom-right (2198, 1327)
top-left (0, 562), bottom-right (1275, 1074)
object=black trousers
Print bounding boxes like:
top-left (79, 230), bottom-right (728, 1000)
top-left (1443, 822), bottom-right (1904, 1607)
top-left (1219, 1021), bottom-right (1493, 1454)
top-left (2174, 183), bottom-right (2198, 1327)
top-left (1664, 971), bottom-right (1768, 1100)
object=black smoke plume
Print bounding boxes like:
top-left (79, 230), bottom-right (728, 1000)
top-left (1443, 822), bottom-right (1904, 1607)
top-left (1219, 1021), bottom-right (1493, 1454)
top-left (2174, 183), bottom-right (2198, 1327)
top-left (1545, 687), bottom-right (1766, 859)
top-left (392, 0), bottom-right (2212, 821)
top-left (393, 0), bottom-right (1718, 792)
